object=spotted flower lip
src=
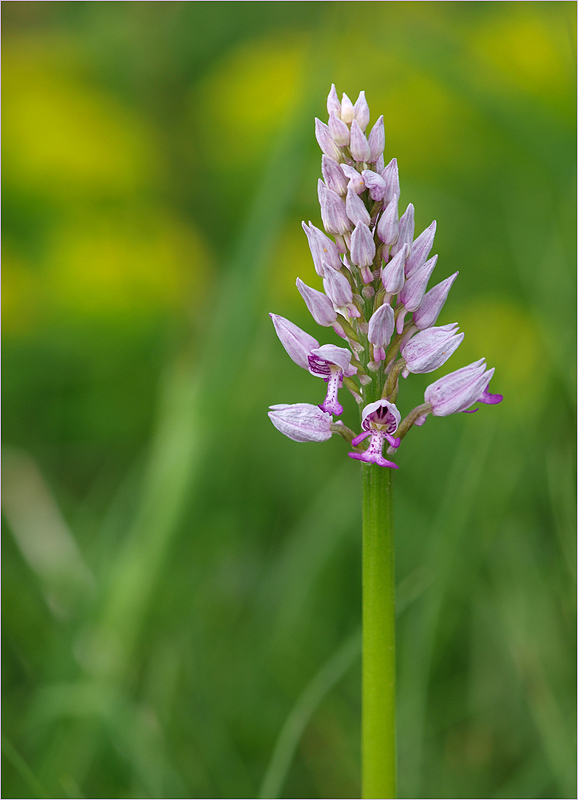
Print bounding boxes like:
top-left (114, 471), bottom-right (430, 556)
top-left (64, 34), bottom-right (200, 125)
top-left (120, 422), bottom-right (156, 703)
top-left (359, 399), bottom-right (401, 434)
top-left (268, 403), bottom-right (333, 442)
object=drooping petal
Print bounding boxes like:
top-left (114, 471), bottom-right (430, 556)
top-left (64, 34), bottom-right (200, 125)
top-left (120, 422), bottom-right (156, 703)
top-left (478, 389), bottom-right (503, 405)
top-left (269, 403), bottom-right (333, 442)
top-left (270, 313), bottom-right (319, 370)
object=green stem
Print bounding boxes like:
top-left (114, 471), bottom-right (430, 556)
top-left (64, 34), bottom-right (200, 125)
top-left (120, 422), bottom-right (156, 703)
top-left (361, 379), bottom-right (396, 798)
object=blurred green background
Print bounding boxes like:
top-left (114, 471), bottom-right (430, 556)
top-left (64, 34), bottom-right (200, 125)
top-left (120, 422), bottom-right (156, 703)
top-left (2, 2), bottom-right (576, 798)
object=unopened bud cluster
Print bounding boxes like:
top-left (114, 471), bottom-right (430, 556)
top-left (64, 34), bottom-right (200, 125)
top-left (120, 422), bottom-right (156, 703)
top-left (269, 87), bottom-right (502, 468)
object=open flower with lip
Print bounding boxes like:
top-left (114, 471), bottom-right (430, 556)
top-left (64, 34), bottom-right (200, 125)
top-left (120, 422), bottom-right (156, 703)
top-left (308, 344), bottom-right (357, 416)
top-left (269, 314), bottom-right (356, 417)
top-left (348, 400), bottom-right (401, 468)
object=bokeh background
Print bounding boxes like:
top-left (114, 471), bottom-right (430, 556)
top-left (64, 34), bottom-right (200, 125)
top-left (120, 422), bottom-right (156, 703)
top-left (2, 2), bottom-right (576, 798)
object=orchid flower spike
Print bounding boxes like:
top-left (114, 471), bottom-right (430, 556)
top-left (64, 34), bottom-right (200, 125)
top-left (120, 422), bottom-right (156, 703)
top-left (268, 87), bottom-right (502, 468)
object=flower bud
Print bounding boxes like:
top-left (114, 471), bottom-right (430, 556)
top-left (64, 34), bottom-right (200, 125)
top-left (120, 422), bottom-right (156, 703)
top-left (424, 360), bottom-right (498, 416)
top-left (367, 115), bottom-right (385, 162)
top-left (322, 155), bottom-right (348, 195)
top-left (350, 222), bottom-right (376, 268)
top-left (368, 302), bottom-right (395, 348)
top-left (353, 90), bottom-right (370, 131)
top-left (302, 221), bottom-right (342, 276)
top-left (340, 92), bottom-right (355, 123)
top-left (361, 169), bottom-right (387, 201)
top-left (413, 271), bottom-right (458, 330)
top-left (401, 323), bottom-right (463, 375)
top-left (269, 403), bottom-right (333, 442)
top-left (341, 164), bottom-right (365, 194)
top-left (391, 203), bottom-right (415, 258)
top-left (328, 111), bottom-right (350, 146)
top-left (318, 180), bottom-right (351, 235)
top-left (399, 254), bottom-right (437, 310)
top-left (381, 244), bottom-right (407, 294)
top-left (350, 119), bottom-right (371, 162)
top-left (381, 158), bottom-right (400, 205)
top-left (296, 278), bottom-right (337, 326)
top-left (346, 186), bottom-right (371, 227)
top-left (323, 266), bottom-right (353, 308)
top-left (327, 84), bottom-right (341, 118)
top-left (314, 118), bottom-right (341, 160)
top-left (377, 193), bottom-right (399, 245)
top-left (405, 221), bottom-right (436, 278)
